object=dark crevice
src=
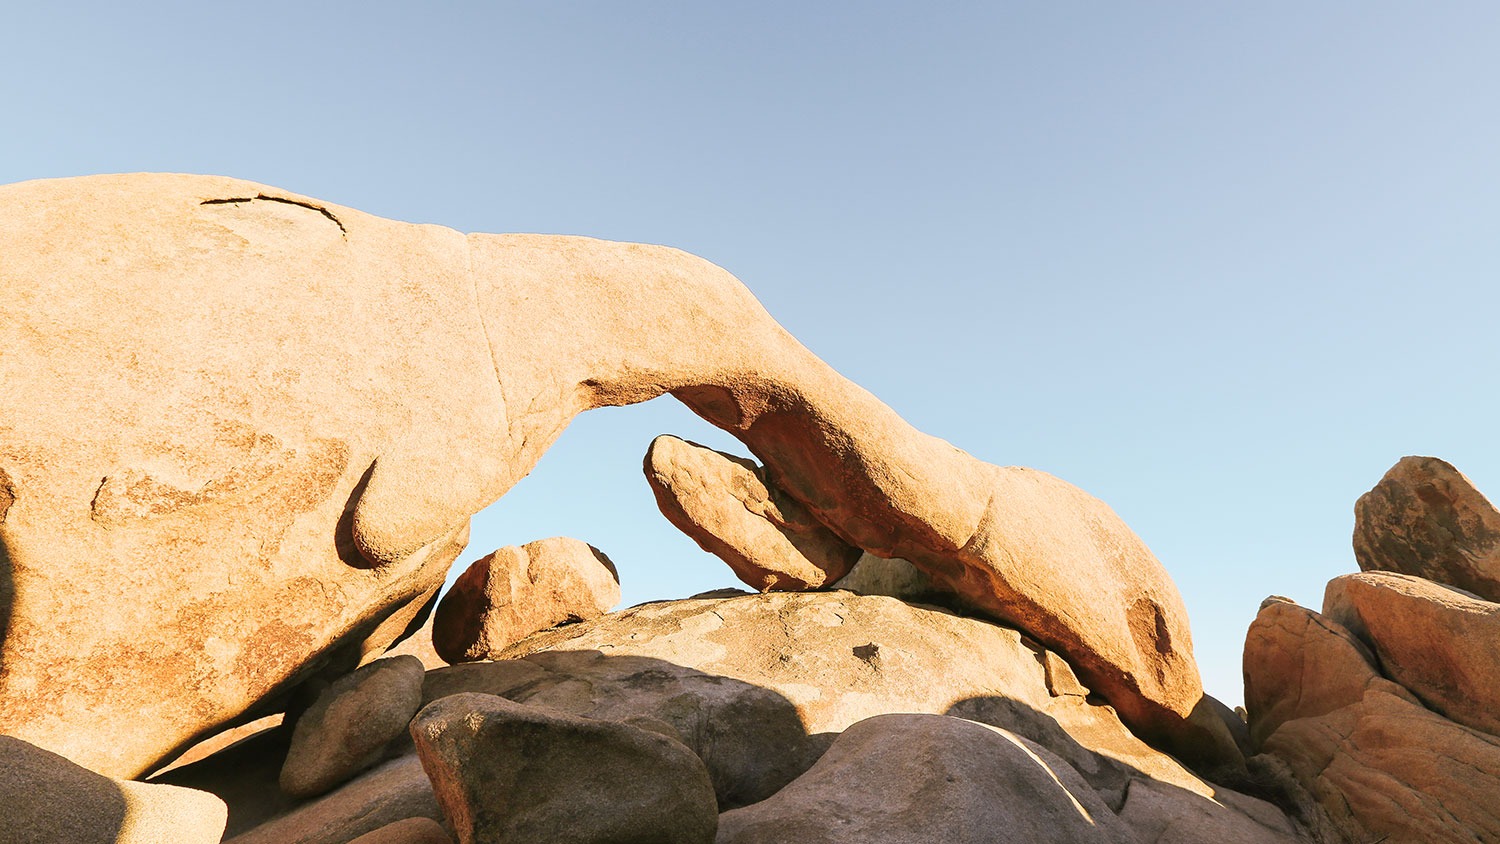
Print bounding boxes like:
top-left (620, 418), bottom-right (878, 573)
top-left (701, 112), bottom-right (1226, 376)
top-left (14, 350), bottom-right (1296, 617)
top-left (201, 194), bottom-right (347, 236)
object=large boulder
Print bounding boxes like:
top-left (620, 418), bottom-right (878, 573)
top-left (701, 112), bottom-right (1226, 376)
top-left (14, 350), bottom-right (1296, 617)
top-left (410, 693), bottom-right (717, 844)
top-left (1324, 571), bottom-right (1500, 737)
top-left (1, 735), bottom-right (227, 844)
top-left (280, 654), bottom-right (427, 797)
top-left (0, 173), bottom-right (1204, 776)
top-left (643, 435), bottom-right (859, 590)
top-left (1353, 455), bottom-right (1500, 600)
top-left (715, 713), bottom-right (1134, 844)
top-left (1243, 597), bottom-right (1500, 843)
top-left (1116, 777), bottom-right (1304, 844)
top-left (428, 591), bottom-right (1219, 809)
top-left (431, 537), bottom-right (620, 663)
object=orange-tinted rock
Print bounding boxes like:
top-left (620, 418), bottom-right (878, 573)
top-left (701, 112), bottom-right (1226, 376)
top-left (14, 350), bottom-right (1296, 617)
top-left (644, 435), bottom-right (860, 590)
top-left (347, 817), bottom-right (453, 844)
top-left (1353, 456), bottom-right (1500, 600)
top-left (1244, 598), bottom-right (1500, 843)
top-left (431, 537), bottom-right (620, 663)
top-left (1324, 571), bottom-right (1500, 737)
top-left (226, 756), bottom-right (443, 844)
top-left (1, 173), bottom-right (1204, 775)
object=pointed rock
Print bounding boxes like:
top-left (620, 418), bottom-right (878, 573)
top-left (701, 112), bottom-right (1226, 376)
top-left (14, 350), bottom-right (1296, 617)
top-left (432, 537), bottom-right (620, 663)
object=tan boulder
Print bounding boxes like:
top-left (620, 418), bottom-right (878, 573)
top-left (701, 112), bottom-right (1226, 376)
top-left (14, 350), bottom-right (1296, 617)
top-left (0, 735), bottom-right (227, 844)
top-left (410, 693), bottom-right (717, 844)
top-left (1, 173), bottom-right (1202, 776)
top-left (1353, 455), bottom-right (1500, 600)
top-left (643, 435), bottom-right (860, 590)
top-left (715, 713), bottom-right (1135, 844)
top-left (1324, 571), bottom-right (1500, 737)
top-left (831, 551), bottom-right (948, 603)
top-left (281, 655), bottom-right (427, 797)
top-left (1243, 597), bottom-right (1500, 843)
top-left (431, 537), bottom-right (620, 663)
top-left (431, 591), bottom-right (1221, 809)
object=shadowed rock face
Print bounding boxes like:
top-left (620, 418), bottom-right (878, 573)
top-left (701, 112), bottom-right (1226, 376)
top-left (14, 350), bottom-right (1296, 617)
top-left (0, 173), bottom-right (1206, 777)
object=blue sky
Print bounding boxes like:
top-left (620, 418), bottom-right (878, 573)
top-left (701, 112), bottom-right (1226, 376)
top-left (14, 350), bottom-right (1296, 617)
top-left (6, 4), bottom-right (1498, 704)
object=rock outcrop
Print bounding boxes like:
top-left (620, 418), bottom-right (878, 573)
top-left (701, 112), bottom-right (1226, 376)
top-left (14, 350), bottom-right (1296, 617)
top-left (1323, 571), bottom-right (1500, 737)
top-left (643, 435), bottom-right (860, 590)
top-left (430, 592), bottom-right (1254, 816)
top-left (0, 173), bottom-right (1208, 776)
top-left (1353, 455), bottom-right (1500, 600)
top-left (280, 655), bottom-right (427, 797)
top-left (410, 693), bottom-right (718, 844)
top-left (1243, 597), bottom-right (1500, 843)
top-left (431, 537), bottom-right (620, 663)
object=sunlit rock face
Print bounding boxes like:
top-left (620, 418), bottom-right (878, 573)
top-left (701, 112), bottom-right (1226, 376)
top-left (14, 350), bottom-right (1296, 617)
top-left (1, 172), bottom-right (1211, 780)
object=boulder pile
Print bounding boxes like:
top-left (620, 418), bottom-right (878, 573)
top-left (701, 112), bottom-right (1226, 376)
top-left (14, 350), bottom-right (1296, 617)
top-left (1, 175), bottom-right (1493, 842)
top-left (1242, 456), bottom-right (1500, 844)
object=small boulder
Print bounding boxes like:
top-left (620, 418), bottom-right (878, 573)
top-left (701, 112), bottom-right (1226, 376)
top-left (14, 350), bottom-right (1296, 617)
top-left (830, 552), bottom-right (947, 603)
top-left (410, 693), bottom-right (717, 844)
top-left (281, 655), bottom-right (427, 797)
top-left (1, 735), bottom-right (227, 844)
top-left (1324, 571), bottom-right (1500, 737)
top-left (644, 435), bottom-right (859, 590)
top-left (1353, 455), bottom-right (1500, 601)
top-left (715, 713), bottom-right (1132, 843)
top-left (432, 537), bottom-right (620, 663)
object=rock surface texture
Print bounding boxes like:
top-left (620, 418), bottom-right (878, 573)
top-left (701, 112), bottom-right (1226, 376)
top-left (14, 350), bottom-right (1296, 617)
top-left (431, 537), bottom-right (620, 663)
top-left (280, 654), bottom-right (427, 797)
top-left (643, 435), bottom-right (860, 590)
top-left (0, 173), bottom-right (1208, 777)
top-left (1243, 597), bottom-right (1500, 844)
top-left (410, 693), bottom-right (718, 844)
top-left (1323, 571), bottom-right (1500, 737)
top-left (1353, 455), bottom-right (1500, 600)
top-left (715, 713), bottom-right (1133, 844)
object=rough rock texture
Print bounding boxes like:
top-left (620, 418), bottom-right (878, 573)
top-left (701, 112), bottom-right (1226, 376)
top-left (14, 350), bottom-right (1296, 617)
top-left (431, 537), bottom-right (619, 664)
top-left (715, 713), bottom-right (1132, 844)
top-left (1, 735), bottom-right (227, 844)
top-left (347, 817), bottom-right (454, 844)
top-left (1353, 455), bottom-right (1500, 600)
top-left (644, 435), bottom-right (860, 590)
top-left (411, 693), bottom-right (717, 844)
top-left (383, 610), bottom-right (447, 670)
top-left (227, 755), bottom-right (443, 844)
top-left (281, 655), bottom-right (427, 797)
top-left (1243, 597), bottom-right (1500, 843)
top-left (428, 592), bottom-right (1217, 810)
top-left (1324, 571), bottom-right (1500, 737)
top-left (1117, 777), bottom-right (1303, 844)
top-left (0, 173), bottom-right (1203, 776)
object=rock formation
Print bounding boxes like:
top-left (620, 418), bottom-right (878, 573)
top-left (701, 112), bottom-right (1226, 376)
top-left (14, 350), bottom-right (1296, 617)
top-left (643, 435), bottom-right (861, 590)
top-left (431, 537), bottom-right (620, 663)
top-left (31, 174), bottom-right (1500, 842)
top-left (1239, 456), bottom-right (1500, 844)
top-left (0, 174), bottom-right (1210, 778)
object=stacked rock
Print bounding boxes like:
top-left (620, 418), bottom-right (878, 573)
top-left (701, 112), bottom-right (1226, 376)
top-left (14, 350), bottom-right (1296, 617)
top-left (1243, 456), bottom-right (1500, 844)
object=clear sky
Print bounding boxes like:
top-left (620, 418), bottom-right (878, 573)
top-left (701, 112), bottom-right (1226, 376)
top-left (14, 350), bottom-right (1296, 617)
top-left (6, 4), bottom-right (1499, 705)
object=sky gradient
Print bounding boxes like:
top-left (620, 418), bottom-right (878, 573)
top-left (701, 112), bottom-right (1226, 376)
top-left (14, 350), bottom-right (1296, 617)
top-left (6, 3), bottom-right (1499, 704)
